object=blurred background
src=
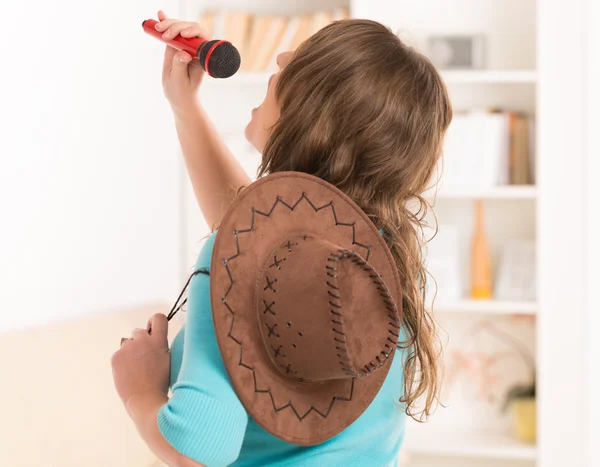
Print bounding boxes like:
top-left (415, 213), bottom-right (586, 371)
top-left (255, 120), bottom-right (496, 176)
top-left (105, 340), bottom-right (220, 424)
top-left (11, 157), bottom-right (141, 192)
top-left (1, 1), bottom-right (598, 466)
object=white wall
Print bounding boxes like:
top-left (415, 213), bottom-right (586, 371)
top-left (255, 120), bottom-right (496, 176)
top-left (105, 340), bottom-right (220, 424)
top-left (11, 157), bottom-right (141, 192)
top-left (0, 0), bottom-right (182, 331)
top-left (538, 0), bottom-right (591, 466)
top-left (586, 0), bottom-right (600, 465)
top-left (351, 0), bottom-right (536, 69)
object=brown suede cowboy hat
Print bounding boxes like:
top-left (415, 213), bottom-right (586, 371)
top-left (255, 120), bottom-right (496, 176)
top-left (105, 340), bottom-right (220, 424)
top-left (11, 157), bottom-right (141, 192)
top-left (210, 171), bottom-right (402, 445)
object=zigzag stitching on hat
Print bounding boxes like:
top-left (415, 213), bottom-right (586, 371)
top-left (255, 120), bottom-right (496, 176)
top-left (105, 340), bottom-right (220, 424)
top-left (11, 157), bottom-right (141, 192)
top-left (238, 345), bottom-right (254, 371)
top-left (226, 193), bottom-right (372, 261)
top-left (220, 192), bottom-right (384, 420)
top-left (250, 369), bottom-right (355, 421)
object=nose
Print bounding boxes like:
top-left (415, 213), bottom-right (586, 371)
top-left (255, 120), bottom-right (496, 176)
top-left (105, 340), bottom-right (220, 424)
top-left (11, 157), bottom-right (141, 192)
top-left (276, 51), bottom-right (295, 69)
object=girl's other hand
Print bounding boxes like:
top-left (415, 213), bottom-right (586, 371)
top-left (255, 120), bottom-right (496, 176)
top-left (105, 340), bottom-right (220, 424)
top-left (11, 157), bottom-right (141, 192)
top-left (156, 10), bottom-right (207, 115)
top-left (111, 313), bottom-right (171, 413)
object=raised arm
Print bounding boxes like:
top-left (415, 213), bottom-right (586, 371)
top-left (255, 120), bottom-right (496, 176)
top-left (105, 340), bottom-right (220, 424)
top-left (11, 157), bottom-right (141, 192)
top-left (172, 104), bottom-right (250, 230)
top-left (157, 10), bottom-right (251, 229)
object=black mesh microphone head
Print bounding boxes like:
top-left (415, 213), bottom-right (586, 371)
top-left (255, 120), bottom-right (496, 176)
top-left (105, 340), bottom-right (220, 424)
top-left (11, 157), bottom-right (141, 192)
top-left (197, 40), bottom-right (241, 79)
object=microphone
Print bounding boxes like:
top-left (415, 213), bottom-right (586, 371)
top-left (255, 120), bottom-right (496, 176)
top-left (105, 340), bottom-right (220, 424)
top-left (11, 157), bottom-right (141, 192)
top-left (142, 19), bottom-right (241, 79)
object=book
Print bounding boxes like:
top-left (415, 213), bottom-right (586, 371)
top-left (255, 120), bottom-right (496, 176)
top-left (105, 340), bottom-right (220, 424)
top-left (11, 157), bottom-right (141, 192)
top-left (242, 16), bottom-right (272, 71)
top-left (481, 111), bottom-right (510, 186)
top-left (253, 16), bottom-right (289, 72)
top-left (198, 10), bottom-right (215, 38)
top-left (528, 117), bottom-right (536, 184)
top-left (425, 224), bottom-right (462, 306)
top-left (441, 109), bottom-right (535, 189)
top-left (266, 16), bottom-right (301, 71)
top-left (512, 116), bottom-right (531, 184)
top-left (507, 113), bottom-right (533, 185)
top-left (225, 12), bottom-right (253, 64)
top-left (289, 14), bottom-right (313, 51)
top-left (310, 10), bottom-right (333, 35)
top-left (332, 7), bottom-right (351, 21)
top-left (495, 240), bottom-right (536, 301)
top-left (507, 113), bottom-right (518, 184)
top-left (439, 112), bottom-right (478, 188)
top-left (212, 10), bottom-right (227, 40)
top-left (442, 110), bottom-right (511, 189)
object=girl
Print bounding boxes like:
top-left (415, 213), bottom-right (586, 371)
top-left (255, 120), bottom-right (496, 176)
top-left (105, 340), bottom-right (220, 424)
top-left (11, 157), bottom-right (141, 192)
top-left (112, 9), bottom-right (451, 467)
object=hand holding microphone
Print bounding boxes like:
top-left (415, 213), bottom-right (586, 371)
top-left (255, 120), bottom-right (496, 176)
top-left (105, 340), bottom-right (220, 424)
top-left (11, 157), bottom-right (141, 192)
top-left (148, 11), bottom-right (241, 114)
top-left (143, 16), bottom-right (241, 78)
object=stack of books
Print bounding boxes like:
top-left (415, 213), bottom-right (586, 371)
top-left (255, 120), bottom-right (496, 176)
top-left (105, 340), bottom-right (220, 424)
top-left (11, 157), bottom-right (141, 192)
top-left (441, 110), bottom-right (536, 188)
top-left (198, 8), bottom-right (351, 72)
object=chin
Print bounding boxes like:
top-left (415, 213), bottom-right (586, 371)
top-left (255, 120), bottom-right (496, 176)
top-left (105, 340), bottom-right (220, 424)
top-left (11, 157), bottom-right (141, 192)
top-left (244, 119), bottom-right (264, 153)
top-left (244, 121), bottom-right (255, 146)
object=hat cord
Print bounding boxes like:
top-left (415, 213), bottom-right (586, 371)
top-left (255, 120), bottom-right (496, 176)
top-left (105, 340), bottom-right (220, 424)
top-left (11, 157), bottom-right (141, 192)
top-left (166, 268), bottom-right (210, 322)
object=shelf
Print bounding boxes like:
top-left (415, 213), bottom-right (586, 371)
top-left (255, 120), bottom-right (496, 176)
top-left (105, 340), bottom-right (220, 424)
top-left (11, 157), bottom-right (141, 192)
top-left (206, 72), bottom-right (271, 86)
top-left (209, 70), bottom-right (537, 86)
top-left (404, 428), bottom-right (537, 461)
top-left (433, 299), bottom-right (537, 315)
top-left (425, 186), bottom-right (537, 200)
top-left (441, 70), bottom-right (537, 84)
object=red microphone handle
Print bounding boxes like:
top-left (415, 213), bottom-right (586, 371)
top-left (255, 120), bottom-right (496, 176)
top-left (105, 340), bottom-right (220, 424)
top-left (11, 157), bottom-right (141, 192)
top-left (142, 18), bottom-right (241, 78)
top-left (142, 19), bottom-right (205, 59)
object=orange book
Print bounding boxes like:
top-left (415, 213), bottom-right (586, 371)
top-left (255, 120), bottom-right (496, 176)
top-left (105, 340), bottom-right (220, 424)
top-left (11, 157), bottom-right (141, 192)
top-left (198, 10), bottom-right (215, 38)
top-left (310, 10), bottom-right (333, 35)
top-left (289, 15), bottom-right (313, 51)
top-left (332, 7), bottom-right (351, 21)
top-left (471, 200), bottom-right (493, 299)
top-left (266, 15), bottom-right (301, 71)
top-left (253, 16), bottom-right (289, 71)
top-left (243, 16), bottom-right (272, 71)
top-left (225, 12), bottom-right (253, 63)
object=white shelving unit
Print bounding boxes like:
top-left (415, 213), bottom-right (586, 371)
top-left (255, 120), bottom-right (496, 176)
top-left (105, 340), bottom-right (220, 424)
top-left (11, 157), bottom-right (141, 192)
top-left (405, 425), bottom-right (537, 461)
top-left (379, 3), bottom-right (539, 465)
top-left (434, 299), bottom-right (537, 315)
top-left (205, 70), bottom-right (538, 86)
top-left (204, 72), bottom-right (271, 86)
top-left (183, 1), bottom-right (590, 466)
top-left (427, 186), bottom-right (537, 200)
top-left (441, 69), bottom-right (537, 84)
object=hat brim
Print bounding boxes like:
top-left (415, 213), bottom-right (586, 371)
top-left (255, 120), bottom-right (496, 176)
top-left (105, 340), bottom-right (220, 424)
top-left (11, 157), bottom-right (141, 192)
top-left (210, 172), bottom-right (402, 445)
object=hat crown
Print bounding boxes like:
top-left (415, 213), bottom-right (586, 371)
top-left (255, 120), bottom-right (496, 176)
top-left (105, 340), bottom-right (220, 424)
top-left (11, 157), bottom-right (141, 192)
top-left (256, 234), bottom-right (400, 383)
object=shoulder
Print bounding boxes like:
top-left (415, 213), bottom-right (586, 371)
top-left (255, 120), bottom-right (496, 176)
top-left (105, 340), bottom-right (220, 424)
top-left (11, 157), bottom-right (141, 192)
top-left (194, 230), bottom-right (219, 271)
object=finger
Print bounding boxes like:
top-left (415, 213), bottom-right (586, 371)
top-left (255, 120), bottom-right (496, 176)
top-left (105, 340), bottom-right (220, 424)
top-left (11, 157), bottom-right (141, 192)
top-left (180, 24), bottom-right (209, 39)
top-left (162, 22), bottom-right (199, 40)
top-left (131, 328), bottom-right (148, 340)
top-left (157, 10), bottom-right (169, 22)
top-left (171, 50), bottom-right (194, 78)
top-left (163, 44), bottom-right (179, 79)
top-left (148, 313), bottom-right (168, 338)
top-left (187, 58), bottom-right (205, 83)
top-left (188, 57), bottom-right (205, 79)
top-left (154, 18), bottom-right (179, 32)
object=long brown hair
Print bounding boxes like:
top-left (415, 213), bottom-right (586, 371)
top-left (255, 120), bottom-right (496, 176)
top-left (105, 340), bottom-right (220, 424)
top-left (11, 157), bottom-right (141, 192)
top-left (257, 19), bottom-right (453, 420)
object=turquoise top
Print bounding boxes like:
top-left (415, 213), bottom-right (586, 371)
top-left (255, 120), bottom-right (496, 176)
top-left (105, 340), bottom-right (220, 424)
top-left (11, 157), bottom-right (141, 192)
top-left (158, 231), bottom-right (407, 466)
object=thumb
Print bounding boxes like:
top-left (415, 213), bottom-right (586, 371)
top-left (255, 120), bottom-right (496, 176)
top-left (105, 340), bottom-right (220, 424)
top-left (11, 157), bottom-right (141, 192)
top-left (171, 50), bottom-right (194, 79)
top-left (148, 313), bottom-right (168, 341)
